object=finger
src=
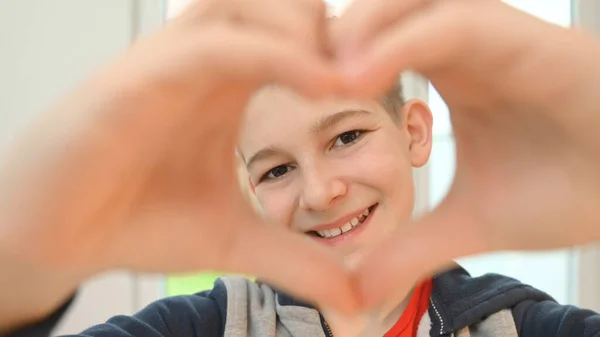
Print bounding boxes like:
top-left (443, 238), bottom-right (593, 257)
top-left (196, 26), bottom-right (341, 99)
top-left (232, 0), bottom-right (330, 56)
top-left (176, 0), bottom-right (330, 58)
top-left (355, 193), bottom-right (488, 311)
top-left (339, 2), bottom-right (475, 98)
top-left (339, 1), bottom-right (536, 98)
top-left (332, 0), bottom-right (426, 56)
top-left (226, 216), bottom-right (361, 315)
top-left (113, 192), bottom-right (360, 315)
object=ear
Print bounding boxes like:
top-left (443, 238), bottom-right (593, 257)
top-left (401, 99), bottom-right (433, 168)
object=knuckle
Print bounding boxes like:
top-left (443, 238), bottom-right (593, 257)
top-left (171, 0), bottom-right (228, 27)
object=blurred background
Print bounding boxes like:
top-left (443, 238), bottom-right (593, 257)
top-left (1, 0), bottom-right (599, 335)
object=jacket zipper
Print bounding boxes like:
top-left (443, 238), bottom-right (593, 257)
top-left (430, 298), bottom-right (445, 336)
top-left (324, 320), bottom-right (334, 337)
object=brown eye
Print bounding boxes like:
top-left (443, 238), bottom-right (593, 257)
top-left (333, 130), bottom-right (363, 147)
top-left (260, 164), bottom-right (292, 182)
top-left (270, 165), bottom-right (288, 177)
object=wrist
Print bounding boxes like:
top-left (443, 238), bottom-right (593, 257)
top-left (0, 250), bottom-right (83, 334)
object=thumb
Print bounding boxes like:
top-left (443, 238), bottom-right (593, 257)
top-left (108, 195), bottom-right (360, 314)
top-left (225, 211), bottom-right (361, 315)
top-left (355, 194), bottom-right (488, 311)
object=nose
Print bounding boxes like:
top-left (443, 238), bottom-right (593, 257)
top-left (299, 165), bottom-right (348, 212)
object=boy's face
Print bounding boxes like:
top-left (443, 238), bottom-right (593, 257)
top-left (238, 87), bottom-right (432, 259)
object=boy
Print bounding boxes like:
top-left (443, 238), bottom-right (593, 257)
top-left (4, 0), bottom-right (600, 334)
top-left (40, 83), bottom-right (598, 337)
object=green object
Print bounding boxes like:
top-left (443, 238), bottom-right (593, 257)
top-left (165, 272), bottom-right (222, 296)
top-left (165, 272), bottom-right (256, 296)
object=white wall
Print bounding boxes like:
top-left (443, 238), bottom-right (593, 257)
top-left (0, 0), bottom-right (130, 156)
top-left (0, 0), bottom-right (164, 334)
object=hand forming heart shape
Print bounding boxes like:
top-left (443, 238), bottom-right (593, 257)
top-left (1, 0), bottom-right (600, 333)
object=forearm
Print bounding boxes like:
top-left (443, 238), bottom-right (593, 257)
top-left (0, 33), bottom-right (207, 335)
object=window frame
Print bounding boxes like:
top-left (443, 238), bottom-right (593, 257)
top-left (572, 0), bottom-right (600, 312)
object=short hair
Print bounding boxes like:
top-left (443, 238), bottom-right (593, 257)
top-left (378, 83), bottom-right (405, 122)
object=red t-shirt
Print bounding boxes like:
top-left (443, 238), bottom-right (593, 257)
top-left (383, 278), bottom-right (433, 337)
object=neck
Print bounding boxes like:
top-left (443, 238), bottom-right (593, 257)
top-left (376, 287), bottom-right (415, 333)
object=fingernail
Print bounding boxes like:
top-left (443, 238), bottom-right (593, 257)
top-left (343, 251), bottom-right (364, 270)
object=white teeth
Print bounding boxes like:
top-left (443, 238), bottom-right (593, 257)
top-left (315, 207), bottom-right (373, 238)
top-left (330, 227), bottom-right (342, 237)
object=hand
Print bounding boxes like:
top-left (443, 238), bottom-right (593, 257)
top-left (334, 0), bottom-right (600, 311)
top-left (0, 0), bottom-right (358, 330)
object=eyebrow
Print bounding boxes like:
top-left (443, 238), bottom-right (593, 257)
top-left (310, 109), bottom-right (372, 134)
top-left (245, 146), bottom-right (285, 172)
top-left (245, 109), bottom-right (373, 171)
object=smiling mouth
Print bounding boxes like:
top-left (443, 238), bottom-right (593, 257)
top-left (307, 204), bottom-right (377, 239)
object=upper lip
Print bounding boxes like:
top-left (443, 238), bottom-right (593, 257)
top-left (307, 205), bottom-right (373, 232)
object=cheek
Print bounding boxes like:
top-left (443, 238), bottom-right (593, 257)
top-left (255, 189), bottom-right (296, 228)
top-left (352, 143), bottom-right (416, 213)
